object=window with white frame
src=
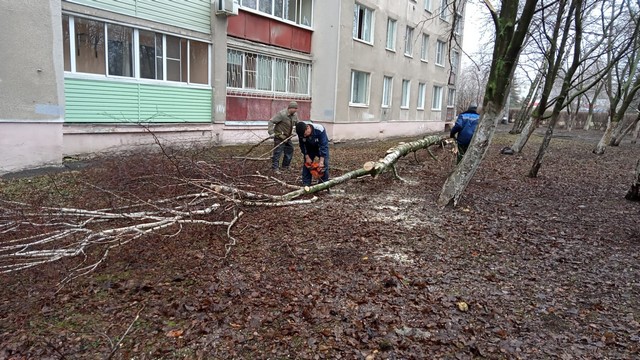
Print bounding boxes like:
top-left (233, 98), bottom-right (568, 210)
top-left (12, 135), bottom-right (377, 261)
top-left (62, 14), bottom-right (210, 85)
top-left (382, 76), bottom-right (393, 107)
top-left (432, 85), bottom-right (443, 110)
top-left (424, 0), bottom-right (432, 12)
top-left (351, 70), bottom-right (370, 105)
top-left (353, 3), bottom-right (374, 43)
top-left (404, 26), bottom-right (414, 57)
top-left (240, 0), bottom-right (313, 27)
top-left (401, 79), bottom-right (410, 108)
top-left (452, 50), bottom-right (459, 74)
top-left (226, 49), bottom-right (311, 94)
top-left (386, 18), bottom-right (397, 50)
top-left (436, 40), bottom-right (445, 66)
top-left (420, 34), bottom-right (429, 61)
top-left (447, 88), bottom-right (456, 107)
top-left (440, 0), bottom-right (450, 21)
top-left (417, 83), bottom-right (426, 110)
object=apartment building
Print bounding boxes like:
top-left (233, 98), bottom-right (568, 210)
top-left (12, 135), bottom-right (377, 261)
top-left (0, 0), bottom-right (462, 174)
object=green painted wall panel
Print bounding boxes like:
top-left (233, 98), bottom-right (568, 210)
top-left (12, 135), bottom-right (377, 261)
top-left (66, 0), bottom-right (211, 34)
top-left (136, 0), bottom-right (211, 34)
top-left (65, 78), bottom-right (212, 123)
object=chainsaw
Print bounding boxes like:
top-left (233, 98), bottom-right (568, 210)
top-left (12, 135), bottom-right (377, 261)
top-left (305, 161), bottom-right (325, 179)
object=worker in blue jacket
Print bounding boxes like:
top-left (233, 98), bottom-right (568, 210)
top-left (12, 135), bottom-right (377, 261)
top-left (295, 121), bottom-right (330, 185)
top-left (450, 103), bottom-right (480, 163)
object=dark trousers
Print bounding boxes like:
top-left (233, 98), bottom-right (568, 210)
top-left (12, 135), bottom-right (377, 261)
top-left (272, 138), bottom-right (293, 169)
top-left (457, 143), bottom-right (469, 164)
top-left (301, 153), bottom-right (329, 186)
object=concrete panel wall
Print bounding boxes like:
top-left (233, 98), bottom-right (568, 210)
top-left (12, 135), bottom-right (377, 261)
top-left (0, 0), bottom-right (65, 173)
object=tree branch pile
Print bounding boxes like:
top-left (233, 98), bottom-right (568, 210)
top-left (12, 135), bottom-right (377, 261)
top-left (0, 134), bottom-right (449, 279)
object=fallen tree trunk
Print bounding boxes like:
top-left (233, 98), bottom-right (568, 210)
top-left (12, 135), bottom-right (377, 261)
top-left (625, 159), bottom-right (640, 201)
top-left (0, 134), bottom-right (449, 278)
top-left (278, 134), bottom-right (449, 200)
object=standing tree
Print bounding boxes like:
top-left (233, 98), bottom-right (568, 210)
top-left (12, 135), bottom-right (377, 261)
top-left (510, 0), bottom-right (576, 153)
top-left (510, 61), bottom-right (545, 134)
top-left (437, 0), bottom-right (540, 207)
top-left (529, 0), bottom-right (640, 177)
top-left (582, 81), bottom-right (605, 130)
top-left (593, 0), bottom-right (640, 153)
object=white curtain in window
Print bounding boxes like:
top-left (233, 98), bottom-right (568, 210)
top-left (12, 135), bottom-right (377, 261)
top-left (257, 55), bottom-right (272, 90)
top-left (274, 59), bottom-right (287, 92)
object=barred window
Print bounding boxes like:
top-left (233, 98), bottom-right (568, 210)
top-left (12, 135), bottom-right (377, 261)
top-left (226, 49), bottom-right (311, 95)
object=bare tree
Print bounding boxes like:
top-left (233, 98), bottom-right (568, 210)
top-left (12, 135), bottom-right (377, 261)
top-left (529, 0), bottom-right (640, 176)
top-left (510, 0), bottom-right (577, 153)
top-left (438, 0), bottom-right (541, 207)
top-left (510, 59), bottom-right (546, 134)
top-left (582, 81), bottom-right (605, 130)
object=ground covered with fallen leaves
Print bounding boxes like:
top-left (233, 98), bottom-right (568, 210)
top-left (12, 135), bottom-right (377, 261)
top-left (1, 128), bottom-right (639, 359)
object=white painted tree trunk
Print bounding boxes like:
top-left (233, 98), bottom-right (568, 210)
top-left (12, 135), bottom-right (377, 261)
top-left (512, 116), bottom-right (537, 153)
top-left (593, 116), bottom-right (613, 154)
top-left (625, 159), bottom-right (640, 201)
top-left (437, 103), bottom-right (501, 207)
top-left (583, 109), bottom-right (593, 130)
top-left (632, 121), bottom-right (640, 144)
top-left (610, 114), bottom-right (640, 146)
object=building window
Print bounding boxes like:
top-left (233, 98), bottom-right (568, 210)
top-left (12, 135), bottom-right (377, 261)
top-left (451, 50), bottom-right (459, 74)
top-left (386, 18), bottom-right (397, 51)
top-left (227, 49), bottom-right (311, 95)
top-left (436, 40), bottom-right (445, 66)
top-left (353, 3), bottom-right (374, 43)
top-left (447, 88), bottom-right (456, 108)
top-left (401, 79), bottom-right (410, 108)
top-left (107, 24), bottom-right (133, 77)
top-left (454, 13), bottom-right (463, 35)
top-left (241, 0), bottom-right (313, 27)
top-left (350, 70), bottom-right (370, 105)
top-left (420, 34), bottom-right (429, 61)
top-left (404, 26), bottom-right (414, 57)
top-left (289, 60), bottom-right (310, 94)
top-left (74, 17), bottom-right (106, 75)
top-left (243, 53), bottom-right (273, 90)
top-left (424, 0), bottom-right (432, 12)
top-left (382, 76), bottom-right (393, 107)
top-left (139, 30), bottom-right (163, 80)
top-left (439, 0), bottom-right (450, 21)
top-left (432, 85), bottom-right (443, 110)
top-left (63, 15), bottom-right (210, 85)
top-left (417, 83), bottom-right (426, 110)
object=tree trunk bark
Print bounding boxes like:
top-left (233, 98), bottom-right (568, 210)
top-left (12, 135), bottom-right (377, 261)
top-left (512, 116), bottom-right (539, 153)
top-left (529, 112), bottom-right (560, 177)
top-left (610, 113), bottom-right (640, 146)
top-left (437, 102), bottom-right (501, 207)
top-left (510, 75), bottom-right (541, 134)
top-left (593, 116), bottom-right (613, 155)
top-left (583, 103), bottom-right (594, 130)
top-left (632, 121), bottom-right (640, 144)
top-left (625, 159), bottom-right (640, 201)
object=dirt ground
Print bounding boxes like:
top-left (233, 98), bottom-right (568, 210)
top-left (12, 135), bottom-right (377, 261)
top-left (1, 129), bottom-right (639, 359)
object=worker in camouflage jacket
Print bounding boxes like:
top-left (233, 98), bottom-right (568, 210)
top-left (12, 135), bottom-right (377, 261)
top-left (450, 103), bottom-right (480, 164)
top-left (268, 101), bottom-right (299, 172)
top-left (295, 121), bottom-right (330, 186)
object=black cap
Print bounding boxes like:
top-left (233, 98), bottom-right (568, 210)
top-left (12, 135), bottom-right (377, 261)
top-left (468, 103), bottom-right (478, 111)
top-left (296, 122), bottom-right (308, 137)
